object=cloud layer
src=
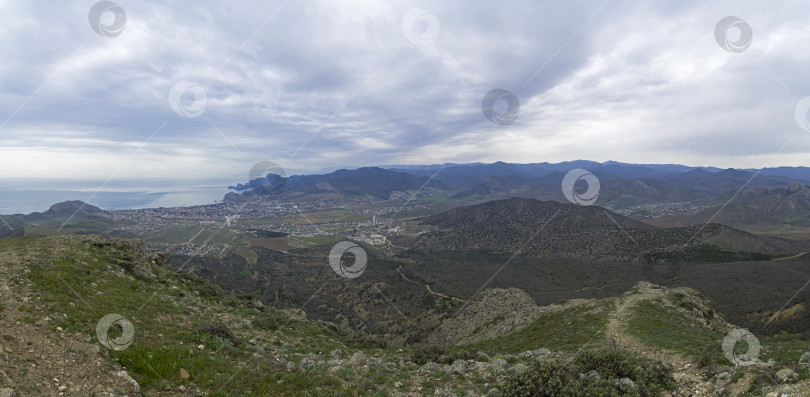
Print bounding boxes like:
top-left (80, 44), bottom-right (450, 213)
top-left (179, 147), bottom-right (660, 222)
top-left (2, 0), bottom-right (810, 178)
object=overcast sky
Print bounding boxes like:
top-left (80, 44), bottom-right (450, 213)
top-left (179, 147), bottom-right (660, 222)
top-left (2, 0), bottom-right (810, 179)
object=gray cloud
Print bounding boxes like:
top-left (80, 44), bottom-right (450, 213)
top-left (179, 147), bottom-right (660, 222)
top-left (1, 0), bottom-right (810, 178)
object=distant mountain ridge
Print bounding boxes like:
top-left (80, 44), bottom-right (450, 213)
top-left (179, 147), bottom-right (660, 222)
top-left (648, 184), bottom-right (810, 227)
top-left (227, 167), bottom-right (443, 200)
top-left (400, 197), bottom-right (791, 261)
top-left (384, 160), bottom-right (810, 183)
top-left (222, 160), bottom-right (810, 206)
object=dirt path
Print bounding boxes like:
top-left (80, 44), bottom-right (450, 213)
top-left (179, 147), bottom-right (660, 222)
top-left (604, 288), bottom-right (691, 371)
top-left (770, 251), bottom-right (807, 262)
top-left (185, 227), bottom-right (206, 245)
top-left (395, 265), bottom-right (467, 302)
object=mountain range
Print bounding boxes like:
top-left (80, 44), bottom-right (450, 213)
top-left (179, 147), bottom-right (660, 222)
top-left (221, 160), bottom-right (810, 229)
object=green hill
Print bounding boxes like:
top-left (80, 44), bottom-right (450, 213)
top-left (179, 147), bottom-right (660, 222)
top-left (2, 235), bottom-right (810, 396)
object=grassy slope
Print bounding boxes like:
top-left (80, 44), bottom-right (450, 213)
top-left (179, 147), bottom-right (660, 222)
top-left (1, 235), bottom-right (389, 396)
top-left (462, 299), bottom-right (614, 354)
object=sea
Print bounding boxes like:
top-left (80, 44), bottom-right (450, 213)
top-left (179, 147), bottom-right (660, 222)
top-left (0, 178), bottom-right (235, 214)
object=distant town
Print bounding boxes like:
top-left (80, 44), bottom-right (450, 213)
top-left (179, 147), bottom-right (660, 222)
top-left (107, 192), bottom-right (436, 256)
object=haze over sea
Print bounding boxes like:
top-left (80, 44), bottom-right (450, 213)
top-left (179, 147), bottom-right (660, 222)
top-left (0, 178), bottom-right (235, 214)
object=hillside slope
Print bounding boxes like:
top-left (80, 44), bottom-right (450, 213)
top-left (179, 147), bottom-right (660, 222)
top-left (434, 282), bottom-right (810, 396)
top-left (4, 235), bottom-right (810, 396)
top-left (0, 235), bottom-right (460, 396)
top-left (403, 197), bottom-right (790, 261)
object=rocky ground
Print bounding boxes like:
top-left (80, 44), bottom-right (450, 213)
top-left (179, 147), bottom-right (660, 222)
top-left (0, 238), bottom-right (141, 396)
top-left (3, 235), bottom-right (810, 396)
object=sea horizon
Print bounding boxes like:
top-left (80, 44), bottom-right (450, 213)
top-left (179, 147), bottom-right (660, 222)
top-left (0, 178), bottom-right (235, 214)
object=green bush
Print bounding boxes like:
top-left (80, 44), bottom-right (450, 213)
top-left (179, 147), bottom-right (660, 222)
top-left (411, 345), bottom-right (446, 365)
top-left (197, 323), bottom-right (240, 346)
top-left (251, 310), bottom-right (288, 331)
top-left (410, 346), bottom-right (479, 365)
top-left (501, 350), bottom-right (675, 397)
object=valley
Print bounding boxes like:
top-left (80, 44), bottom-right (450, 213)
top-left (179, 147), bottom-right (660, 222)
top-left (5, 161), bottom-right (810, 395)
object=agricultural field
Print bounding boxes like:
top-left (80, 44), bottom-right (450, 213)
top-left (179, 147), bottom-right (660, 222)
top-left (143, 226), bottom-right (243, 245)
top-left (249, 237), bottom-right (304, 252)
top-left (283, 210), bottom-right (370, 225)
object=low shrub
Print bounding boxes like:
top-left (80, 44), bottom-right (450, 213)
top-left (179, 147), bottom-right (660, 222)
top-left (501, 350), bottom-right (675, 397)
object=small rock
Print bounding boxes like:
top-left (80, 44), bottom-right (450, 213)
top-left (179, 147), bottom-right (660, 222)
top-left (776, 368), bottom-right (797, 383)
top-left (299, 358), bottom-right (316, 369)
top-left (178, 385), bottom-right (186, 391)
top-left (580, 370), bottom-right (601, 380)
top-left (509, 363), bottom-right (527, 375)
top-left (180, 368), bottom-right (190, 380)
top-left (490, 358), bottom-right (507, 370)
top-left (615, 378), bottom-right (636, 389)
top-left (349, 351), bottom-right (366, 365)
top-left (0, 389), bottom-right (15, 397)
top-left (115, 370), bottom-right (140, 393)
top-left (419, 362), bottom-right (442, 373)
top-left (487, 388), bottom-right (502, 397)
top-left (673, 372), bottom-right (694, 384)
top-left (799, 352), bottom-right (810, 368)
top-left (197, 344), bottom-right (205, 350)
top-left (450, 359), bottom-right (468, 375)
top-left (330, 349), bottom-right (347, 359)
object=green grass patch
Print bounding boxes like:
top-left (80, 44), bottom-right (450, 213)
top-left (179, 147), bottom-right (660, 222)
top-left (627, 300), bottom-right (726, 363)
top-left (284, 210), bottom-right (370, 225)
top-left (293, 235), bottom-right (344, 246)
top-left (8, 236), bottom-right (377, 396)
top-left (234, 247), bottom-right (258, 265)
top-left (464, 300), bottom-right (613, 354)
top-left (24, 225), bottom-right (89, 236)
top-left (143, 226), bottom-right (241, 245)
